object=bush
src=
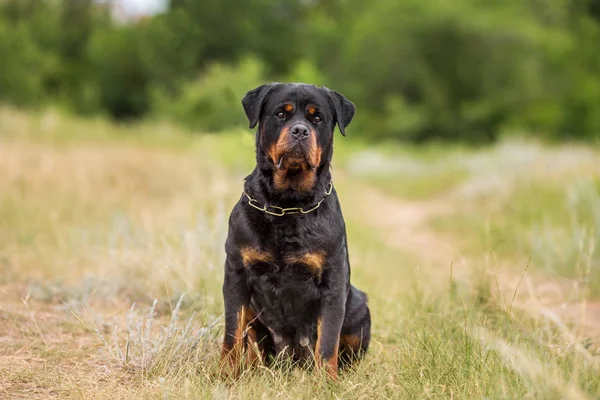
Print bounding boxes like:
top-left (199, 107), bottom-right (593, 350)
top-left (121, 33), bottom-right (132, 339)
top-left (284, 60), bottom-right (328, 87)
top-left (86, 25), bottom-right (151, 119)
top-left (150, 56), bottom-right (266, 132)
top-left (0, 23), bottom-right (47, 106)
top-left (331, 0), bottom-right (560, 142)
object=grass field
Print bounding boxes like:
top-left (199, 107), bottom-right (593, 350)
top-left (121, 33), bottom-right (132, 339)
top-left (1, 107), bottom-right (599, 399)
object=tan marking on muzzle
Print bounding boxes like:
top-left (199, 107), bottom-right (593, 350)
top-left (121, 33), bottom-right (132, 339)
top-left (268, 125), bottom-right (323, 192)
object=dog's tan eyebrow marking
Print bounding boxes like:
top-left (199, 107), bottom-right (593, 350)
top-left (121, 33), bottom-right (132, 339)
top-left (285, 251), bottom-right (326, 274)
top-left (284, 103), bottom-right (293, 112)
top-left (307, 106), bottom-right (317, 115)
top-left (240, 247), bottom-right (273, 267)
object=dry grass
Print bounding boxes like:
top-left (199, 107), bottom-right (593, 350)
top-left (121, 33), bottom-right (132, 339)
top-left (1, 107), bottom-right (599, 399)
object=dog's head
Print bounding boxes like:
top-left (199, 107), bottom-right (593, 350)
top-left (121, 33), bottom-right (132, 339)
top-left (242, 83), bottom-right (355, 192)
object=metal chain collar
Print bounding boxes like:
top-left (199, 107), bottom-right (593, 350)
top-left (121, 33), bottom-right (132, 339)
top-left (242, 182), bottom-right (333, 216)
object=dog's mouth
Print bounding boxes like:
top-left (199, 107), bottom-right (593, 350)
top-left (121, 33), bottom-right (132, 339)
top-left (274, 145), bottom-right (315, 171)
top-left (268, 138), bottom-right (323, 192)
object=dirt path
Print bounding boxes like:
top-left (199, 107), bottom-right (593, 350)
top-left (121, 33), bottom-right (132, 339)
top-left (338, 173), bottom-right (600, 339)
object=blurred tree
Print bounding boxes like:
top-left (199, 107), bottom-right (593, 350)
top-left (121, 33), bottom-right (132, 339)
top-left (0, 21), bottom-right (46, 105)
top-left (169, 0), bottom-right (305, 74)
top-left (137, 9), bottom-right (203, 94)
top-left (331, 0), bottom-right (560, 142)
top-left (87, 24), bottom-right (150, 118)
top-left (0, 0), bottom-right (60, 105)
top-left (0, 0), bottom-right (598, 141)
top-left (58, 0), bottom-right (112, 112)
top-left (150, 56), bottom-right (266, 131)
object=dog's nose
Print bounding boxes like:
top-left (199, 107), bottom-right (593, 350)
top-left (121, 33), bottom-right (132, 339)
top-left (290, 124), bottom-right (310, 140)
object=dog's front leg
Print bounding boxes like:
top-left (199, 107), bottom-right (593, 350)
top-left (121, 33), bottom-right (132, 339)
top-left (221, 256), bottom-right (250, 376)
top-left (315, 287), bottom-right (346, 380)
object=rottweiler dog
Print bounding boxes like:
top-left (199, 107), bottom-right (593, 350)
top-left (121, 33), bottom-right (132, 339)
top-left (221, 83), bottom-right (371, 379)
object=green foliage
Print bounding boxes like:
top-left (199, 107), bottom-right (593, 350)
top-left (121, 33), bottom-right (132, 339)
top-left (1, 0), bottom-right (600, 142)
top-left (150, 56), bottom-right (266, 131)
top-left (324, 0), bottom-right (571, 142)
top-left (520, 179), bottom-right (600, 296)
top-left (86, 25), bottom-right (150, 118)
top-left (435, 173), bottom-right (600, 296)
top-left (169, 0), bottom-right (306, 74)
top-left (0, 22), bottom-right (46, 105)
top-left (285, 60), bottom-right (328, 87)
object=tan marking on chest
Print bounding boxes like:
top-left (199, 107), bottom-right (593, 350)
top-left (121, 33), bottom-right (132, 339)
top-left (284, 251), bottom-right (326, 274)
top-left (240, 247), bottom-right (274, 268)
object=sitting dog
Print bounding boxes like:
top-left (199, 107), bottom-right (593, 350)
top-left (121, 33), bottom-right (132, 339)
top-left (221, 83), bottom-right (371, 379)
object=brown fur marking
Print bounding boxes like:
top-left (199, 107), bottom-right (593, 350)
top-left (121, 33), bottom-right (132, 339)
top-left (245, 326), bottom-right (262, 366)
top-left (314, 318), bottom-right (322, 356)
top-left (269, 126), bottom-right (322, 192)
top-left (221, 305), bottom-right (248, 375)
top-left (245, 308), bottom-right (264, 366)
top-left (325, 346), bottom-right (339, 379)
top-left (314, 317), bottom-right (339, 379)
top-left (245, 307), bottom-right (257, 322)
top-left (285, 251), bottom-right (326, 274)
top-left (284, 103), bottom-right (293, 112)
top-left (234, 306), bottom-right (247, 345)
top-left (340, 334), bottom-right (362, 352)
top-left (306, 130), bottom-right (322, 170)
top-left (240, 247), bottom-right (273, 268)
top-left (268, 125), bottom-right (290, 180)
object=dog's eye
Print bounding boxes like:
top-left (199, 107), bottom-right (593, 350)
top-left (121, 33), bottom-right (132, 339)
top-left (276, 112), bottom-right (285, 119)
top-left (313, 115), bottom-right (322, 124)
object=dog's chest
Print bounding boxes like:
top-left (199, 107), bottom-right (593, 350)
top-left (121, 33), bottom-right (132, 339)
top-left (243, 244), bottom-right (323, 334)
top-left (240, 244), bottom-right (325, 284)
top-left (242, 216), bottom-right (328, 278)
top-left (240, 218), bottom-right (327, 325)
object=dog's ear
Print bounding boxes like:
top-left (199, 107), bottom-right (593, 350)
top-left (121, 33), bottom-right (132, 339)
top-left (242, 83), bottom-right (275, 129)
top-left (327, 89), bottom-right (356, 136)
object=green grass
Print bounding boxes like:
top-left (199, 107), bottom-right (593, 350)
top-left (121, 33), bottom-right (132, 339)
top-left (335, 140), bottom-right (472, 200)
top-left (434, 178), bottom-right (600, 297)
top-left (1, 107), bottom-right (599, 399)
top-left (364, 170), bottom-right (468, 200)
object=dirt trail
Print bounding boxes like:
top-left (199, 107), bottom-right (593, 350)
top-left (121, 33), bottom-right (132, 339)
top-left (338, 174), bottom-right (600, 339)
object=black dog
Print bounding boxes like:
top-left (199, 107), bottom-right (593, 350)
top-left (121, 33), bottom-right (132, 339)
top-left (221, 83), bottom-right (371, 379)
